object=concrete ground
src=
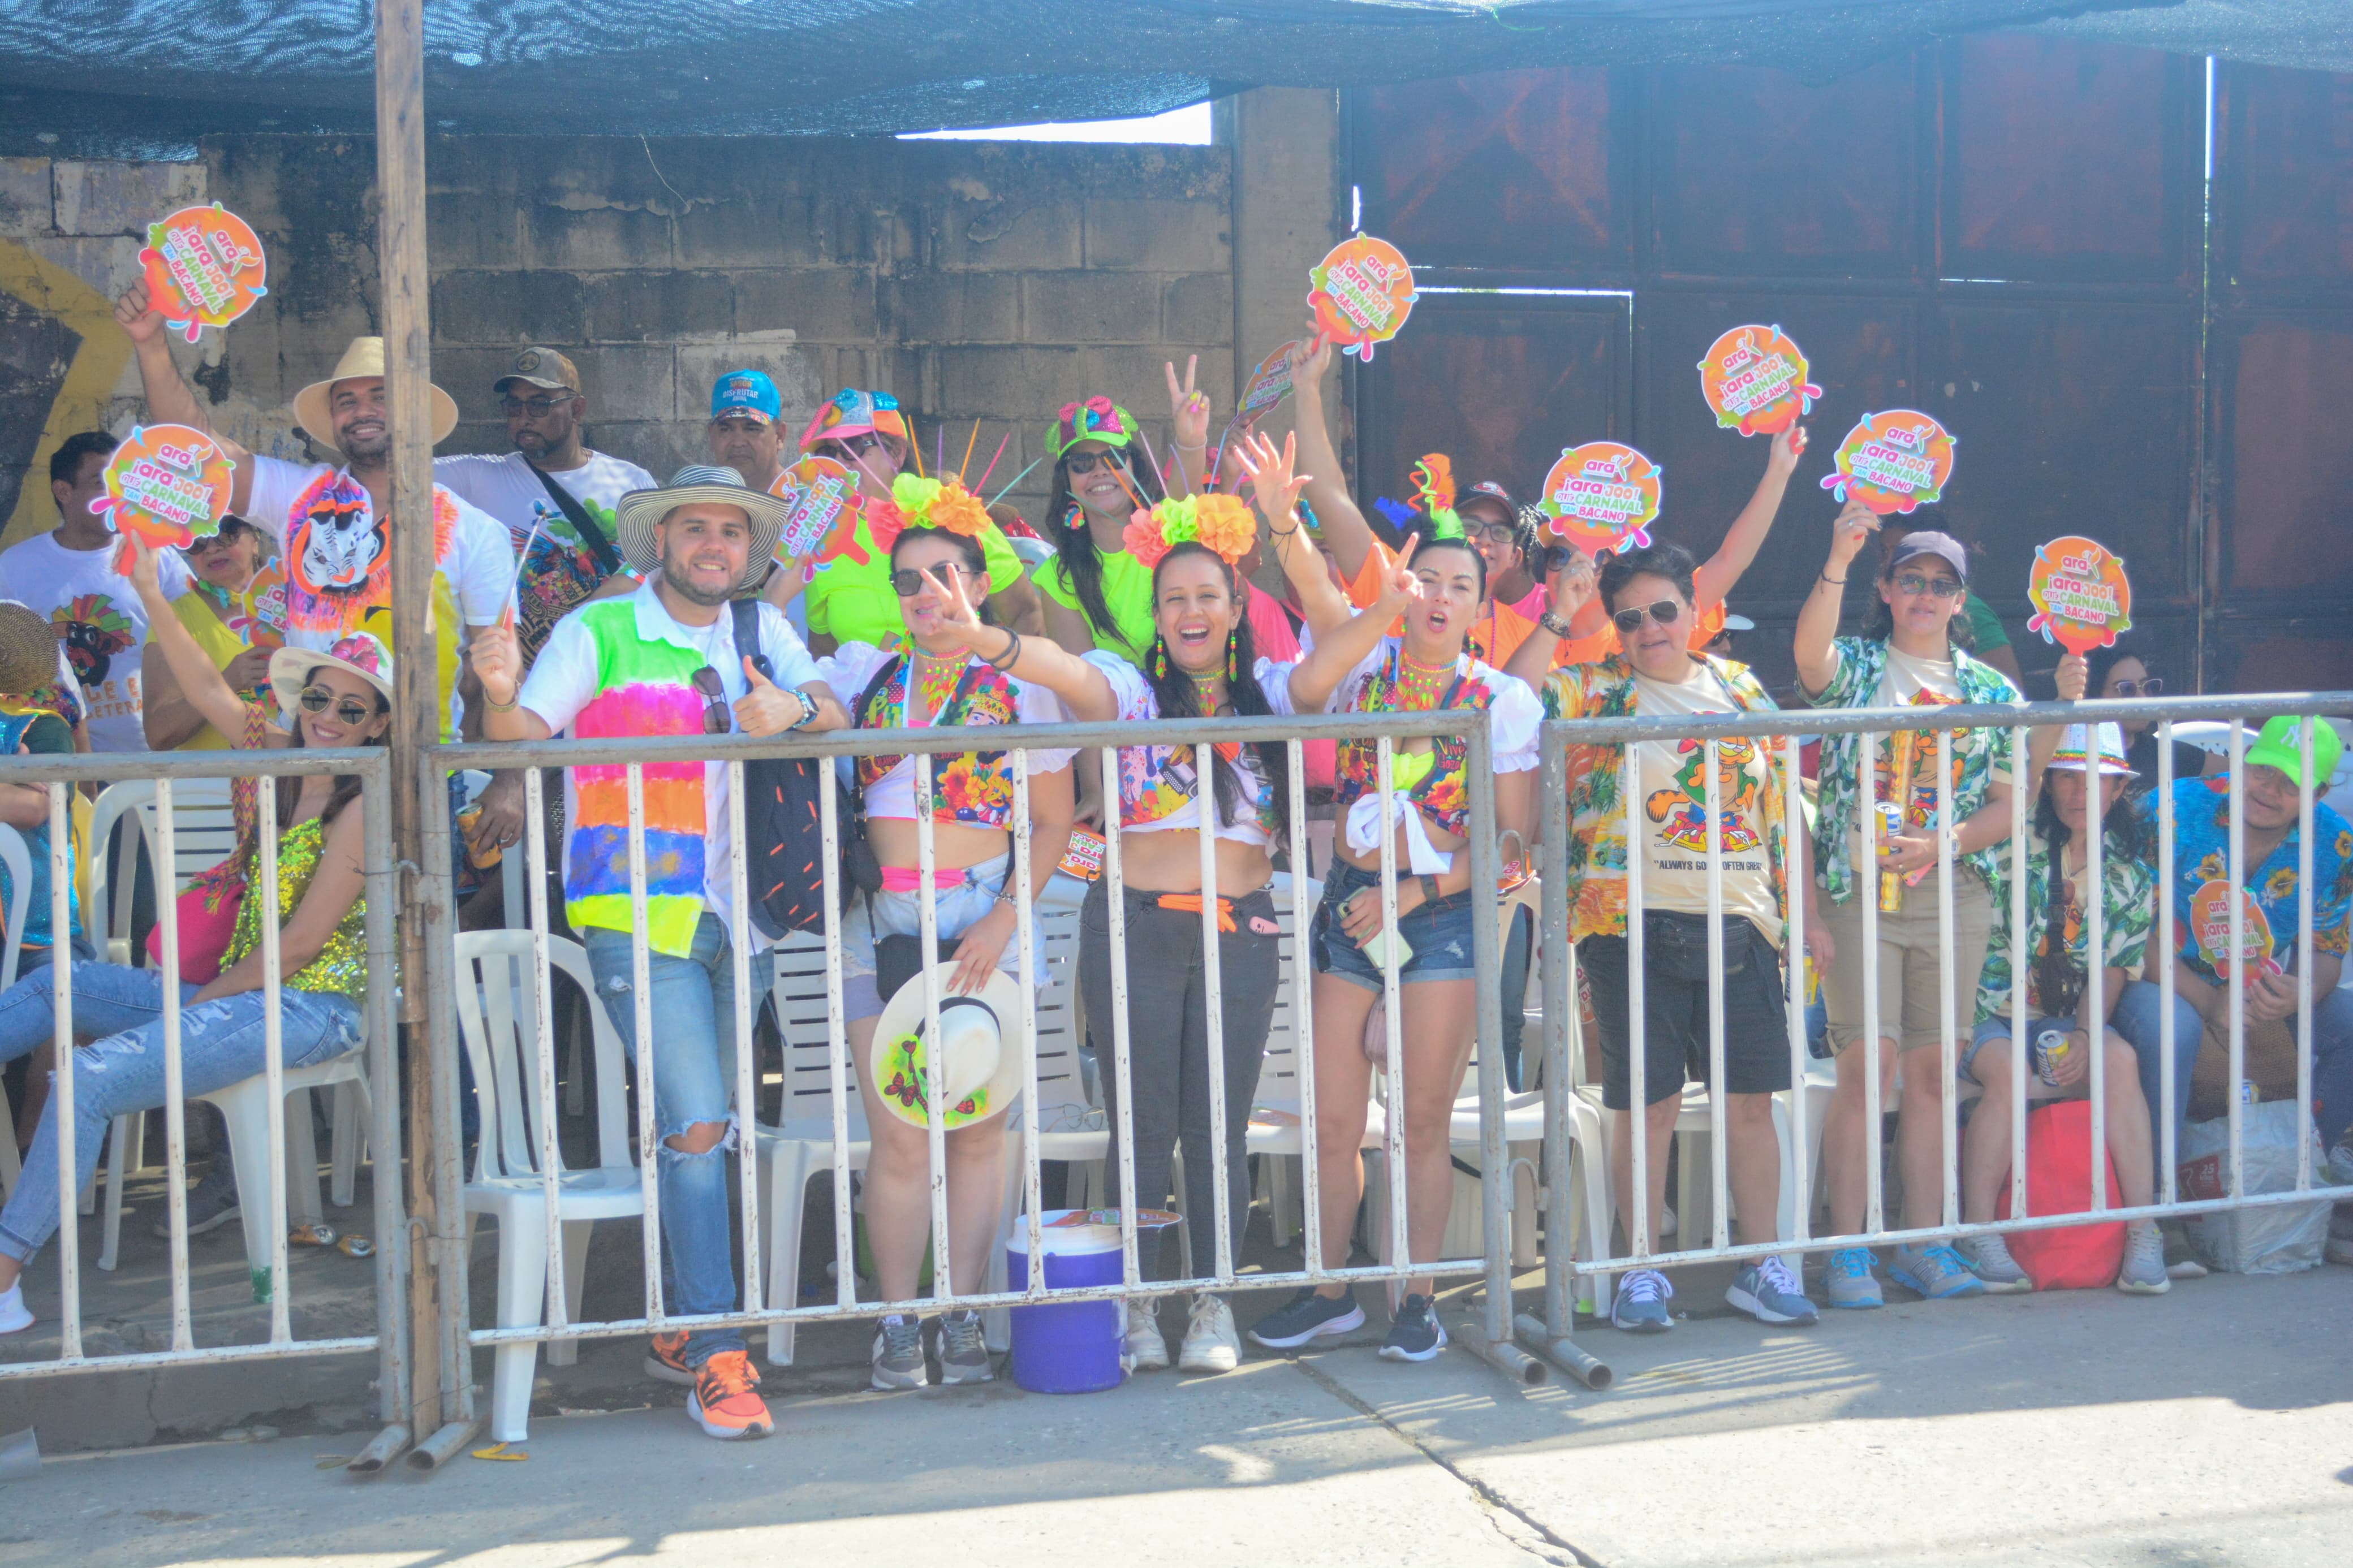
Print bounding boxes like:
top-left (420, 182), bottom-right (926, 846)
top-left (7, 1265), bottom-right (2349, 1567)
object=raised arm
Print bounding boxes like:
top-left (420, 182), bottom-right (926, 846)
top-left (126, 541), bottom-right (268, 744)
top-left (2023, 651), bottom-right (2090, 793)
top-left (1236, 428), bottom-right (1354, 640)
top-left (1163, 355), bottom-right (1210, 499)
top-left (1285, 334), bottom-right (1378, 582)
top-left (470, 619), bottom-right (555, 744)
top-left (115, 282), bottom-right (257, 516)
top-left (1693, 423), bottom-right (1805, 610)
top-left (1287, 539), bottom-right (1421, 714)
top-left (927, 564), bottom-right (1119, 723)
top-left (1502, 547), bottom-right (1598, 688)
top-left (1795, 498), bottom-right (1878, 699)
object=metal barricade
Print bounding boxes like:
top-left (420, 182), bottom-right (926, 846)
top-left (445, 706), bottom-right (1541, 1387)
top-left (0, 747), bottom-right (407, 1440)
top-left (1531, 691), bottom-right (2353, 1342)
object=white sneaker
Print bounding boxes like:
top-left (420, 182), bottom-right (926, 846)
top-left (1178, 1293), bottom-right (1240, 1373)
top-left (0, 1281), bottom-right (31, 1335)
top-left (1124, 1297), bottom-right (1169, 1371)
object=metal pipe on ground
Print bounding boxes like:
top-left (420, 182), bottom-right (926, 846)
top-left (1514, 1312), bottom-right (1612, 1390)
top-left (406, 1418), bottom-right (483, 1471)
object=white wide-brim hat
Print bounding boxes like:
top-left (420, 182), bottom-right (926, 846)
top-left (267, 630), bottom-right (395, 728)
top-left (2046, 722), bottom-right (2136, 777)
top-left (291, 336), bottom-right (459, 452)
top-left (612, 464), bottom-right (790, 594)
top-left (863, 962), bottom-right (1027, 1131)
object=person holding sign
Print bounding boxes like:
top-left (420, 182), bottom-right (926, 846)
top-left (1795, 502), bottom-right (2021, 1308)
top-left (2152, 717), bottom-right (2353, 1152)
top-left (141, 515), bottom-right (275, 752)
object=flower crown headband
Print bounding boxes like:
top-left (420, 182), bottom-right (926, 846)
top-left (1121, 493), bottom-right (1256, 572)
top-left (864, 473), bottom-right (991, 555)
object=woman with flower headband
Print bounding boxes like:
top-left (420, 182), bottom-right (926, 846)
top-left (924, 431), bottom-right (1402, 1373)
top-left (814, 471), bottom-right (1090, 1394)
top-left (0, 538), bottom-right (387, 1337)
top-left (1243, 478), bottom-right (1544, 1364)
top-left (1036, 361), bottom-right (1213, 663)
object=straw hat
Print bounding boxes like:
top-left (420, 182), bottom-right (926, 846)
top-left (863, 963), bottom-right (1027, 1131)
top-left (612, 465), bottom-right (790, 593)
top-left (268, 630), bottom-right (394, 728)
top-left (291, 337), bottom-right (459, 452)
top-left (0, 602), bottom-right (63, 698)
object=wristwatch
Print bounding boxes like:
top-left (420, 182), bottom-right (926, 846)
top-left (786, 688), bottom-right (818, 731)
top-left (1418, 874), bottom-right (1443, 907)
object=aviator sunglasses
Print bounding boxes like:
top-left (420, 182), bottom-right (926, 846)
top-left (1610, 599), bottom-right (1682, 634)
top-left (298, 686), bottom-right (380, 727)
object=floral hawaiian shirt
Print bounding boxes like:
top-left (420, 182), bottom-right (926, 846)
top-left (2165, 776), bottom-right (2353, 987)
top-left (1803, 636), bottom-right (2023, 906)
top-left (1975, 824), bottom-right (2157, 1022)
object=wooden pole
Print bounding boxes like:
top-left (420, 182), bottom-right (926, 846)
top-left (373, 0), bottom-right (472, 1455)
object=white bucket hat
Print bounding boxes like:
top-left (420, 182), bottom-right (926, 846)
top-left (2046, 722), bottom-right (2135, 777)
top-left (863, 963), bottom-right (1027, 1131)
top-left (266, 630), bottom-right (395, 728)
top-left (611, 464), bottom-right (790, 594)
top-left (291, 336), bottom-right (459, 452)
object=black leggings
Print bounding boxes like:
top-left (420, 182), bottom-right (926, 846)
top-left (1080, 879), bottom-right (1282, 1282)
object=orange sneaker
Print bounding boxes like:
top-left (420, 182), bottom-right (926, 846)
top-left (689, 1349), bottom-right (773, 1440)
top-left (645, 1331), bottom-right (694, 1386)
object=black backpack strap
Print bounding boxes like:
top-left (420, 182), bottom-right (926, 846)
top-left (527, 461), bottom-right (625, 578)
top-left (730, 597), bottom-right (773, 685)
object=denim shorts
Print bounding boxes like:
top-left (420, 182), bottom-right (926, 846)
top-left (840, 852), bottom-right (1012, 1020)
top-left (1309, 859), bottom-right (1478, 991)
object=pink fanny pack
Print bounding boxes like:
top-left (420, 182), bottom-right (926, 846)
top-left (877, 865), bottom-right (974, 893)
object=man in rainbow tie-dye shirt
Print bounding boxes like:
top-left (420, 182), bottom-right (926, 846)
top-left (476, 465), bottom-right (847, 1444)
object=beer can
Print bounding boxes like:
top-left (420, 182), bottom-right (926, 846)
top-left (1875, 800), bottom-right (1906, 912)
top-left (2032, 1027), bottom-right (2071, 1085)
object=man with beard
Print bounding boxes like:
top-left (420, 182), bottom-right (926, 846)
top-left (471, 466), bottom-right (846, 1443)
top-left (115, 282), bottom-right (512, 742)
top-left (0, 430), bottom-right (192, 752)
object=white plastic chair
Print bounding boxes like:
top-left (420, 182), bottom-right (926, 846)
top-left (454, 930), bottom-right (640, 1445)
top-left (0, 823), bottom-right (29, 1199)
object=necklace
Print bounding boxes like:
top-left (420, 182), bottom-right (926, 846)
top-left (910, 648), bottom-right (967, 719)
top-left (1394, 651), bottom-right (1453, 711)
top-left (1188, 671), bottom-right (1231, 716)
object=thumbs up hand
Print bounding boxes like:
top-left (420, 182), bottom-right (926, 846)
top-left (734, 653), bottom-right (809, 738)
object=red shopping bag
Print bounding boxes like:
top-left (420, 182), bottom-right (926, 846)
top-left (1994, 1100), bottom-right (2127, 1290)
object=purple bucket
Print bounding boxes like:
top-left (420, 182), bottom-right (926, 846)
top-left (1003, 1220), bottom-right (1125, 1394)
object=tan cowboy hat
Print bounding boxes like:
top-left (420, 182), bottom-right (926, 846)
top-left (613, 465), bottom-right (791, 593)
top-left (291, 337), bottom-right (460, 451)
top-left (863, 963), bottom-right (1027, 1131)
top-left (0, 602), bottom-right (64, 698)
top-left (267, 630), bottom-right (395, 728)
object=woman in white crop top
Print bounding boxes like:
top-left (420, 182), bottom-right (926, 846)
top-left (927, 431), bottom-right (1417, 1372)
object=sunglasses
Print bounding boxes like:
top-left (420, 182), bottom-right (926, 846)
top-left (832, 431), bottom-right (891, 457)
top-left (2110, 677), bottom-right (2164, 697)
top-left (1063, 450), bottom-right (1128, 476)
top-left (689, 666), bottom-right (730, 735)
top-left (298, 686), bottom-right (378, 727)
top-left (1893, 572), bottom-right (1965, 599)
top-left (1541, 543), bottom-right (1592, 578)
top-left (890, 562), bottom-right (967, 598)
top-left (1610, 599), bottom-right (1682, 633)
top-left (499, 394), bottom-right (574, 418)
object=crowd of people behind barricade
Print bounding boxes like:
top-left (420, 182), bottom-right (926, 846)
top-left (0, 279), bottom-right (2347, 1445)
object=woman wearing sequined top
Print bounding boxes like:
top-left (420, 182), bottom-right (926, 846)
top-left (0, 541), bottom-right (383, 1337)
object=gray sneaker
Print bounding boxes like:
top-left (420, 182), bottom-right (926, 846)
top-left (1962, 1233), bottom-right (2033, 1293)
top-left (1727, 1256), bottom-right (1818, 1325)
top-left (1889, 1243), bottom-right (1989, 1300)
top-left (1824, 1247), bottom-right (1883, 1309)
top-left (869, 1313), bottom-right (929, 1390)
top-left (2115, 1221), bottom-right (2171, 1295)
top-left (1610, 1268), bottom-right (1674, 1332)
top-left (153, 1164), bottom-right (240, 1239)
top-left (936, 1309), bottom-right (994, 1384)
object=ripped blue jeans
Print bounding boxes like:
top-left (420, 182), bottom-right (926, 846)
top-left (0, 961), bottom-right (361, 1264)
top-left (581, 913), bottom-right (765, 1368)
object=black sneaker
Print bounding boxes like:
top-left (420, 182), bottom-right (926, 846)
top-left (1377, 1293), bottom-right (1447, 1363)
top-left (1245, 1288), bottom-right (1367, 1349)
top-left (153, 1168), bottom-right (240, 1239)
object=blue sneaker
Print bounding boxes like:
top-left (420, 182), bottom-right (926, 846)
top-left (1727, 1256), bottom-right (1820, 1325)
top-left (1889, 1243), bottom-right (1989, 1300)
top-left (1377, 1293), bottom-right (1448, 1363)
top-left (1824, 1247), bottom-right (1882, 1309)
top-left (1610, 1268), bottom-right (1675, 1332)
top-left (1246, 1288), bottom-right (1367, 1349)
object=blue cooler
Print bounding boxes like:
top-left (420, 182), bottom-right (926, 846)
top-left (1003, 1215), bottom-right (1126, 1394)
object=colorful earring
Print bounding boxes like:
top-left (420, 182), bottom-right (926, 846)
top-left (1153, 638), bottom-right (1168, 680)
top-left (1226, 630), bottom-right (1239, 683)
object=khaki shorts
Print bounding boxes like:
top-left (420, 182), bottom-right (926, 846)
top-left (1818, 867), bottom-right (1993, 1055)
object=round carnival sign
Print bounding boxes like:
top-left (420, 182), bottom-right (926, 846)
top-left (769, 454), bottom-right (861, 563)
top-left (2027, 535), bottom-right (2134, 655)
top-left (137, 204), bottom-right (269, 343)
top-left (1536, 442), bottom-right (1663, 558)
top-left (90, 424), bottom-right (236, 567)
top-left (1307, 236), bottom-right (1417, 361)
top-left (1697, 323), bottom-right (1821, 437)
top-left (1820, 409), bottom-right (1955, 515)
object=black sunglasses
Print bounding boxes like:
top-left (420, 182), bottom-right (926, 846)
top-left (830, 432), bottom-right (890, 457)
top-left (499, 394), bottom-right (574, 418)
top-left (890, 562), bottom-right (968, 598)
top-left (298, 686), bottom-right (377, 727)
top-left (1063, 450), bottom-right (1128, 476)
top-left (689, 666), bottom-right (730, 735)
top-left (1610, 599), bottom-right (1682, 633)
top-left (2110, 677), bottom-right (2164, 698)
top-left (1893, 572), bottom-right (1965, 599)
top-left (1542, 543), bottom-right (1591, 577)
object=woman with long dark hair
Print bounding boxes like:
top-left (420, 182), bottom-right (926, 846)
top-left (1036, 368), bottom-right (1210, 662)
top-left (0, 539), bottom-right (386, 1335)
top-left (811, 478), bottom-right (1087, 1393)
top-left (1957, 721), bottom-right (2170, 1295)
top-left (928, 431), bottom-right (1400, 1373)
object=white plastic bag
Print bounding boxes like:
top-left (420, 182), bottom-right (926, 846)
top-left (2176, 1103), bottom-right (2332, 1274)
